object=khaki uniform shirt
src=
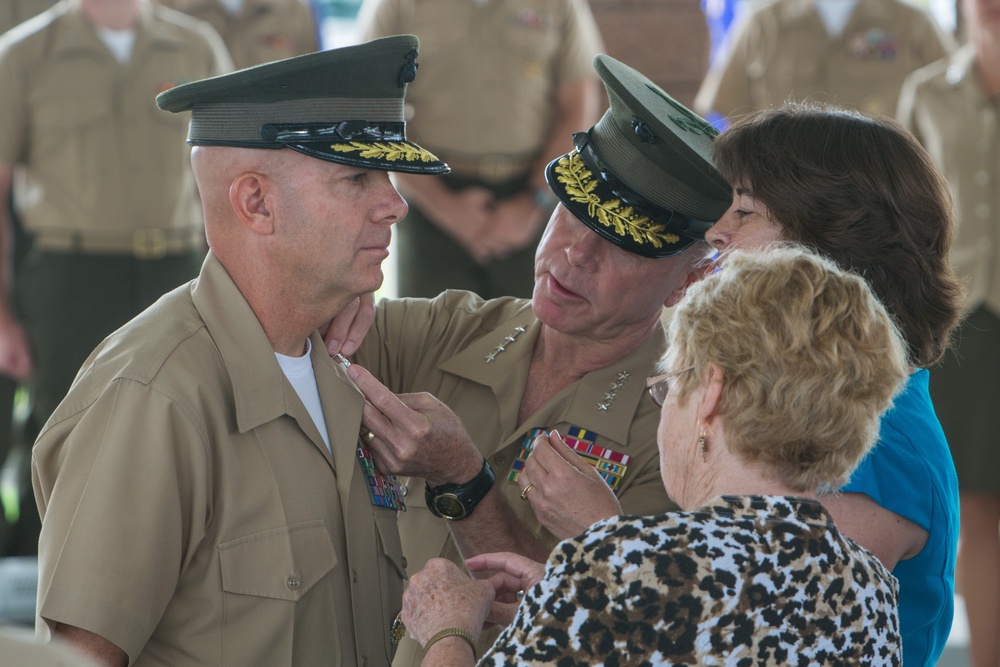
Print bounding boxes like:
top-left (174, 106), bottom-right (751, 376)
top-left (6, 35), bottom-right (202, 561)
top-left (33, 254), bottom-right (405, 667)
top-left (0, 0), bottom-right (56, 36)
top-left (359, 0), bottom-right (601, 168)
top-left (898, 43), bottom-right (1000, 318)
top-left (0, 3), bottom-right (230, 248)
top-left (354, 291), bottom-right (673, 665)
top-left (695, 0), bottom-right (953, 118)
top-left (158, 0), bottom-right (318, 70)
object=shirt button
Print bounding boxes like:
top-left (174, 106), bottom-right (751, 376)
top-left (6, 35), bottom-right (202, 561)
top-left (975, 170), bottom-right (990, 186)
top-left (402, 556), bottom-right (408, 570)
top-left (977, 204), bottom-right (991, 218)
top-left (352, 570), bottom-right (359, 583)
top-left (493, 454), bottom-right (506, 465)
top-left (399, 484), bottom-right (409, 497)
top-left (287, 576), bottom-right (300, 590)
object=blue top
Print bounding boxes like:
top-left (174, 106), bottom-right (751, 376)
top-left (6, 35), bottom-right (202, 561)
top-left (842, 369), bottom-right (959, 667)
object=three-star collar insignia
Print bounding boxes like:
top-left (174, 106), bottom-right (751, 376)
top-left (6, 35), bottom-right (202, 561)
top-left (485, 325), bottom-right (527, 363)
top-left (597, 371), bottom-right (631, 411)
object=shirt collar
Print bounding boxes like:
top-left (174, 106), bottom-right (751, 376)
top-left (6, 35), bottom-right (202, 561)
top-left (440, 306), bottom-right (666, 450)
top-left (191, 252), bottom-right (297, 433)
top-left (51, 2), bottom-right (189, 58)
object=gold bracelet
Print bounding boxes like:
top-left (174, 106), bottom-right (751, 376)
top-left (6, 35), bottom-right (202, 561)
top-left (423, 627), bottom-right (476, 657)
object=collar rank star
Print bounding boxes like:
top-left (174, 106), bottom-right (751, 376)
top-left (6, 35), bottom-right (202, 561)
top-left (485, 325), bottom-right (527, 363)
top-left (597, 371), bottom-right (631, 411)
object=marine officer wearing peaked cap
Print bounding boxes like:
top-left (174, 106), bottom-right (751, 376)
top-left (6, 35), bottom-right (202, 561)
top-left (32, 35), bottom-right (443, 667)
top-left (330, 53), bottom-right (733, 665)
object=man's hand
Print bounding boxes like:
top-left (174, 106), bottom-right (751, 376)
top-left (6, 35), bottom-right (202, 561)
top-left (323, 292), bottom-right (375, 357)
top-left (465, 551), bottom-right (546, 628)
top-left (517, 430), bottom-right (622, 539)
top-left (346, 363), bottom-right (483, 486)
top-left (401, 558), bottom-right (494, 646)
top-left (0, 311), bottom-right (33, 379)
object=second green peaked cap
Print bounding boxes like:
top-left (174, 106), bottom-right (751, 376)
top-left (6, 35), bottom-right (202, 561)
top-left (156, 35), bottom-right (449, 175)
top-left (546, 55), bottom-right (730, 257)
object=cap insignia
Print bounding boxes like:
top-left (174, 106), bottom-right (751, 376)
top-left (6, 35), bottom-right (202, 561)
top-left (631, 117), bottom-right (656, 144)
top-left (329, 141), bottom-right (440, 163)
top-left (398, 49), bottom-right (418, 87)
top-left (554, 152), bottom-right (679, 249)
top-left (645, 84), bottom-right (718, 138)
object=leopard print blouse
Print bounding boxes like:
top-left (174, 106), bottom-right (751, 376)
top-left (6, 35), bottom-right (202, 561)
top-left (480, 495), bottom-right (900, 666)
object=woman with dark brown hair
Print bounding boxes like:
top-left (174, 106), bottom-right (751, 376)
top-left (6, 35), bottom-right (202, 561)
top-left (706, 103), bottom-right (963, 667)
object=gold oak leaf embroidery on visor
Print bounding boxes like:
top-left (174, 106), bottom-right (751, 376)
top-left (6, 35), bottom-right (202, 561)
top-left (328, 141), bottom-right (439, 163)
top-left (554, 152), bottom-right (680, 249)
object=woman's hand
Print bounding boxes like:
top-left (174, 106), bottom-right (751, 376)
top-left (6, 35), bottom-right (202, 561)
top-left (401, 558), bottom-right (494, 646)
top-left (465, 551), bottom-right (546, 627)
top-left (517, 430), bottom-right (623, 539)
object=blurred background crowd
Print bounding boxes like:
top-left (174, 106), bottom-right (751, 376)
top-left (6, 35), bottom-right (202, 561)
top-left (0, 1), bottom-right (995, 665)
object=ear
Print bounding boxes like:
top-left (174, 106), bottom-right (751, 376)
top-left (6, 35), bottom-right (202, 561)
top-left (697, 363), bottom-right (724, 424)
top-left (663, 260), bottom-right (714, 308)
top-left (229, 172), bottom-right (275, 236)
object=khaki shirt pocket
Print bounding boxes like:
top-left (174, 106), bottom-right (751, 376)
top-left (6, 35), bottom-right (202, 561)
top-left (218, 520), bottom-right (339, 664)
top-left (219, 519), bottom-right (337, 601)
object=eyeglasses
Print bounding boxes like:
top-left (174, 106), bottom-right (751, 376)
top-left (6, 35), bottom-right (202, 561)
top-left (645, 366), bottom-right (695, 406)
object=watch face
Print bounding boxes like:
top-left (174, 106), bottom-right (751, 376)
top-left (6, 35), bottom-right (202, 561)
top-left (433, 493), bottom-right (467, 520)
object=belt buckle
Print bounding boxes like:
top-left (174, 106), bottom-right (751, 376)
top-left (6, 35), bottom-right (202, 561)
top-left (133, 229), bottom-right (167, 260)
top-left (478, 155), bottom-right (514, 184)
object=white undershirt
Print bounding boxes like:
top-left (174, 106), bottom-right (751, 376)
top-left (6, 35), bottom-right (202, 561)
top-left (219, 0), bottom-right (245, 15)
top-left (96, 26), bottom-right (136, 64)
top-left (813, 0), bottom-right (859, 37)
top-left (275, 338), bottom-right (332, 454)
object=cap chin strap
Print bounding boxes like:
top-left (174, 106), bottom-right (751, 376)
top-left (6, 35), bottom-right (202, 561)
top-left (260, 120), bottom-right (407, 144)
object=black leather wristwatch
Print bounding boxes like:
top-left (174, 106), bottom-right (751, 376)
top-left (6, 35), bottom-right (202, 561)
top-left (425, 458), bottom-right (496, 521)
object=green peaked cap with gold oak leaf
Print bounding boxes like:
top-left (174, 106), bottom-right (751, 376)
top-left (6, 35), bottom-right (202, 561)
top-left (156, 35), bottom-right (449, 175)
top-left (546, 54), bottom-right (730, 257)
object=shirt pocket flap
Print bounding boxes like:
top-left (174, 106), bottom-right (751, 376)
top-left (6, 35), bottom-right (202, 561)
top-left (219, 520), bottom-right (337, 601)
top-left (375, 512), bottom-right (407, 580)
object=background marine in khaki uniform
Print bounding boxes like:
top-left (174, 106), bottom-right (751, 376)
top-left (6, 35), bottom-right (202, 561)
top-left (158, 0), bottom-right (319, 69)
top-left (695, 0), bottom-right (955, 118)
top-left (898, 0), bottom-right (1000, 662)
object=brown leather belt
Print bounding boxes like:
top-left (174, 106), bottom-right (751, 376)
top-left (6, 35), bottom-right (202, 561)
top-left (33, 227), bottom-right (203, 260)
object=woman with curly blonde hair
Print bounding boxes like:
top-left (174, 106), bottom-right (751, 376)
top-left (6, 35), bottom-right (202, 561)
top-left (400, 246), bottom-right (910, 666)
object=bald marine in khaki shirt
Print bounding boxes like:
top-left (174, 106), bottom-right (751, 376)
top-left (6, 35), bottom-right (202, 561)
top-left (32, 36), bottom-right (447, 667)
